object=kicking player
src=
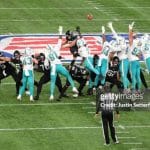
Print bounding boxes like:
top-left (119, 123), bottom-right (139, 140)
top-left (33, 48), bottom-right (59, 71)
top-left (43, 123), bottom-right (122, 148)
top-left (62, 27), bottom-right (81, 65)
top-left (45, 26), bottom-right (78, 100)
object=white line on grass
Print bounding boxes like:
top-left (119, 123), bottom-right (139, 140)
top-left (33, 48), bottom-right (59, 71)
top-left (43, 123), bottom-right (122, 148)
top-left (0, 7), bottom-right (94, 10)
top-left (125, 125), bottom-right (150, 128)
top-left (0, 102), bottom-right (92, 107)
top-left (1, 82), bottom-right (15, 85)
top-left (82, 106), bottom-right (95, 109)
top-left (116, 131), bottom-right (130, 134)
top-left (0, 19), bottom-right (149, 22)
top-left (0, 126), bottom-right (100, 131)
top-left (123, 142), bottom-right (143, 145)
top-left (0, 7), bottom-right (149, 9)
top-left (118, 137), bottom-right (136, 139)
top-left (87, 112), bottom-right (95, 114)
top-left (0, 125), bottom-right (149, 132)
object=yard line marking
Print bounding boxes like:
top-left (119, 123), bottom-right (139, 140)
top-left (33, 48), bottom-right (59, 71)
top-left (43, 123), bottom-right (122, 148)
top-left (82, 106), bottom-right (95, 109)
top-left (1, 82), bottom-right (15, 85)
top-left (0, 7), bottom-right (94, 10)
top-left (0, 126), bottom-right (100, 131)
top-left (94, 7), bottom-right (99, 10)
top-left (0, 7), bottom-right (149, 9)
top-left (129, 148), bottom-right (147, 150)
top-left (123, 142), bottom-right (143, 145)
top-left (118, 137), bottom-right (136, 139)
top-left (0, 19), bottom-right (150, 22)
top-left (0, 125), bottom-right (149, 132)
top-left (116, 131), bottom-right (130, 134)
top-left (87, 112), bottom-right (95, 114)
top-left (0, 102), bottom-right (92, 107)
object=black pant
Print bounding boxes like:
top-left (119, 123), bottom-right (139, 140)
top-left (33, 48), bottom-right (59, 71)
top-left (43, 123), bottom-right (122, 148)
top-left (101, 111), bottom-right (117, 144)
top-left (106, 76), bottom-right (123, 92)
top-left (35, 73), bottom-right (62, 98)
top-left (127, 69), bottom-right (148, 89)
top-left (61, 76), bottom-right (87, 96)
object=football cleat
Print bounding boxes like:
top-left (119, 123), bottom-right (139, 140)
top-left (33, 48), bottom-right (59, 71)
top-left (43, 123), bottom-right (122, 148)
top-left (73, 94), bottom-right (78, 98)
top-left (25, 90), bottom-right (30, 95)
top-left (72, 87), bottom-right (79, 94)
top-left (17, 95), bottom-right (22, 101)
top-left (49, 95), bottom-right (54, 101)
top-left (30, 96), bottom-right (34, 102)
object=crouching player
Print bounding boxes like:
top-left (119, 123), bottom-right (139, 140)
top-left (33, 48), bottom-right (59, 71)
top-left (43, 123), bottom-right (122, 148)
top-left (59, 63), bottom-right (89, 99)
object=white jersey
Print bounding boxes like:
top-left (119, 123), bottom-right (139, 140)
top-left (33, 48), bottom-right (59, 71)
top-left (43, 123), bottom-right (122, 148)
top-left (117, 44), bottom-right (128, 60)
top-left (100, 41), bottom-right (112, 60)
top-left (45, 39), bottom-right (62, 65)
top-left (78, 46), bottom-right (90, 58)
top-left (141, 41), bottom-right (150, 60)
top-left (20, 56), bottom-right (33, 71)
top-left (128, 45), bottom-right (140, 61)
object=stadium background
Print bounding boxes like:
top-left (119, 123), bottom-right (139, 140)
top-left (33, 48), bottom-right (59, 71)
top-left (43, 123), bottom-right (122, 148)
top-left (0, 0), bottom-right (150, 150)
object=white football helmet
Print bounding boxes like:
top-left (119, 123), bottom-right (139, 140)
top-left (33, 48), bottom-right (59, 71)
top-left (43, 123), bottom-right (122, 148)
top-left (24, 47), bottom-right (33, 56)
top-left (77, 38), bottom-right (86, 48)
top-left (46, 44), bottom-right (54, 53)
top-left (141, 34), bottom-right (150, 43)
top-left (78, 46), bottom-right (89, 57)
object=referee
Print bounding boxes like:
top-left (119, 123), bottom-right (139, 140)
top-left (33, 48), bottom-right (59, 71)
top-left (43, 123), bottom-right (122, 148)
top-left (95, 84), bottom-right (119, 146)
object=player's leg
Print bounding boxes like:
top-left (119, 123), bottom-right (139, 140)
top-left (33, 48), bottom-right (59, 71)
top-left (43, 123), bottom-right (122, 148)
top-left (50, 65), bottom-right (57, 100)
top-left (27, 71), bottom-right (34, 101)
top-left (57, 64), bottom-right (78, 93)
top-left (140, 69), bottom-right (148, 89)
top-left (17, 71), bottom-right (27, 100)
top-left (108, 112), bottom-right (118, 143)
top-left (130, 61), bottom-right (137, 91)
top-left (135, 61), bottom-right (141, 91)
top-left (119, 59), bottom-right (129, 90)
top-left (101, 112), bottom-right (110, 145)
top-left (145, 57), bottom-right (150, 72)
top-left (55, 74), bottom-right (63, 94)
top-left (34, 73), bottom-right (50, 100)
top-left (100, 59), bottom-right (108, 85)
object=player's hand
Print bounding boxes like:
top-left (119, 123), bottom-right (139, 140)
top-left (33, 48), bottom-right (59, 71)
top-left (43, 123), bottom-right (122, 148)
top-left (101, 26), bottom-right (105, 34)
top-left (129, 22), bottom-right (134, 30)
top-left (58, 26), bottom-right (63, 35)
top-left (107, 22), bottom-right (113, 29)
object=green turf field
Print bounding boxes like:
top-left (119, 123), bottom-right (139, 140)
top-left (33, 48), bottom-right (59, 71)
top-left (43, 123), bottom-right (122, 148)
top-left (0, 71), bottom-right (150, 150)
top-left (0, 0), bottom-right (150, 150)
top-left (0, 0), bottom-right (149, 33)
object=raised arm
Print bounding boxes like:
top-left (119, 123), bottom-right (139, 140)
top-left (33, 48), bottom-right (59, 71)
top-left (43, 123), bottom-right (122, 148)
top-left (128, 22), bottom-right (134, 46)
top-left (54, 26), bottom-right (63, 56)
top-left (101, 26), bottom-right (106, 44)
top-left (107, 22), bottom-right (119, 41)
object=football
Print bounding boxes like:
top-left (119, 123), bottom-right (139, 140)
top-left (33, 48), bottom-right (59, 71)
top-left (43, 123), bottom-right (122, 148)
top-left (87, 14), bottom-right (93, 20)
